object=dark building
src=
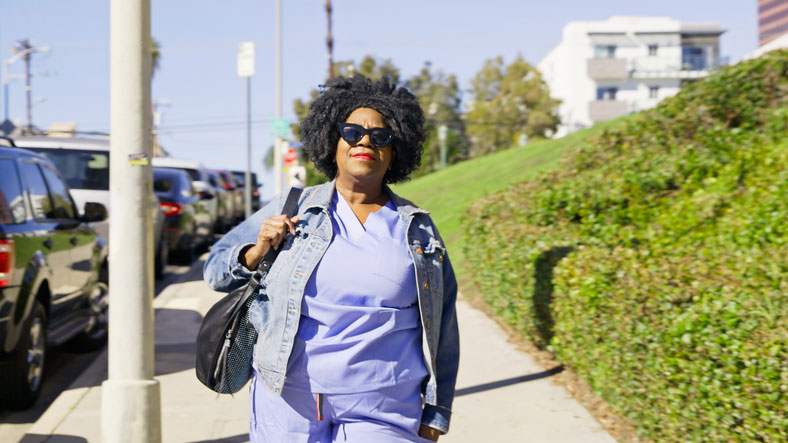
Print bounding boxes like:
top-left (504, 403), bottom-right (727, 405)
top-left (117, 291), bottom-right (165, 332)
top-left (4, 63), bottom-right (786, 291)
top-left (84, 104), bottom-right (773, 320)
top-left (759, 0), bottom-right (788, 46)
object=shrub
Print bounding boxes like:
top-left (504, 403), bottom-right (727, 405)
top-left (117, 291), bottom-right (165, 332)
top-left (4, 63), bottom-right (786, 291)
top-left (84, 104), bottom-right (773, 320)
top-left (464, 50), bottom-right (788, 440)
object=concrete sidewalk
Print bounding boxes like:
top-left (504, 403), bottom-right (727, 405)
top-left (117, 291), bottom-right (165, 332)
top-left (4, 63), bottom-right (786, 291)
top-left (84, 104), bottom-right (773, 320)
top-left (21, 256), bottom-right (614, 442)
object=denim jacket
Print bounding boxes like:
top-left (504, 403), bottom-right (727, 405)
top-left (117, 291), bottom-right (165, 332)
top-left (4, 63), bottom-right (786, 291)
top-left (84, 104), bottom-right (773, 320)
top-left (203, 181), bottom-right (459, 434)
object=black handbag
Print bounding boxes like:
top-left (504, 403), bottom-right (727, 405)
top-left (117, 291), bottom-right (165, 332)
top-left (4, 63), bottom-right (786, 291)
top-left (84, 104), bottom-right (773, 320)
top-left (195, 187), bottom-right (302, 394)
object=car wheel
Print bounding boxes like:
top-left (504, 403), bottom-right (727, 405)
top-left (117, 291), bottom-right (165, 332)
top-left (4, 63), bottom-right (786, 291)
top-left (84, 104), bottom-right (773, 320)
top-left (0, 301), bottom-right (47, 410)
top-left (155, 240), bottom-right (168, 280)
top-left (66, 281), bottom-right (109, 352)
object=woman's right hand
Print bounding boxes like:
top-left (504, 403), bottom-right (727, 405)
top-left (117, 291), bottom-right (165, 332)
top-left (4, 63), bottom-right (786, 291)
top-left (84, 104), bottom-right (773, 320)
top-left (242, 214), bottom-right (300, 270)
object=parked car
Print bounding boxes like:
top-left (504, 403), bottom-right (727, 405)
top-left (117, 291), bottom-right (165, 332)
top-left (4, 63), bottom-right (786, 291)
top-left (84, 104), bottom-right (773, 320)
top-left (151, 157), bottom-right (218, 238)
top-left (215, 170), bottom-right (244, 223)
top-left (153, 167), bottom-right (212, 263)
top-left (230, 169), bottom-right (262, 212)
top-left (0, 142), bottom-right (109, 410)
top-left (15, 135), bottom-right (168, 279)
top-left (205, 170), bottom-right (233, 233)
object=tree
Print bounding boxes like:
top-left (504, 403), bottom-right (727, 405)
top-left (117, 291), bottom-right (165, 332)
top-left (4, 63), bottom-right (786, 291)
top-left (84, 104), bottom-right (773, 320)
top-left (290, 55), bottom-right (402, 185)
top-left (465, 56), bottom-right (560, 156)
top-left (405, 62), bottom-right (468, 175)
top-left (151, 37), bottom-right (161, 78)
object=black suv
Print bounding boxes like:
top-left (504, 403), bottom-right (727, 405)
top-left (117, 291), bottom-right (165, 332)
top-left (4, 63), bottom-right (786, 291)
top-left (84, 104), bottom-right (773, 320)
top-left (0, 140), bottom-right (109, 410)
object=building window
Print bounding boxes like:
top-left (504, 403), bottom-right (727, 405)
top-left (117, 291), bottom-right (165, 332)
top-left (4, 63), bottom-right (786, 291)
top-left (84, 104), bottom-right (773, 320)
top-left (649, 86), bottom-right (659, 99)
top-left (597, 87), bottom-right (618, 100)
top-left (648, 44), bottom-right (658, 56)
top-left (594, 45), bottom-right (616, 59)
top-left (682, 46), bottom-right (708, 70)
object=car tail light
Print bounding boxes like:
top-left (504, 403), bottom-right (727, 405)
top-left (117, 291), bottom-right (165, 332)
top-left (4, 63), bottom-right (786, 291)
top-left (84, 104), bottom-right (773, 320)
top-left (0, 239), bottom-right (14, 287)
top-left (160, 202), bottom-right (183, 216)
top-left (223, 182), bottom-right (232, 190)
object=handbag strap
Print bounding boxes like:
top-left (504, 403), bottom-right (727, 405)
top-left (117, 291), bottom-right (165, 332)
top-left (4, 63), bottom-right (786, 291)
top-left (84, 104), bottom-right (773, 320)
top-left (254, 186), bottom-right (303, 278)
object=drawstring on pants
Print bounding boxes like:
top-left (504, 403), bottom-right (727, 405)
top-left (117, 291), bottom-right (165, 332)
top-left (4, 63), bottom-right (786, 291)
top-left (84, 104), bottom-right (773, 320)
top-left (315, 393), bottom-right (324, 421)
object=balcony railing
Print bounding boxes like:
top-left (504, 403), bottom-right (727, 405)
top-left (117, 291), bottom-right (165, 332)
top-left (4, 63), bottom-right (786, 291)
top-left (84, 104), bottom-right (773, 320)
top-left (629, 55), bottom-right (727, 79)
top-left (587, 58), bottom-right (628, 80)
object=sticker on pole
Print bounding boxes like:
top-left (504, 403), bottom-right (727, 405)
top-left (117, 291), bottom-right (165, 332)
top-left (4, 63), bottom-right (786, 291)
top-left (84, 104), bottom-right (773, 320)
top-left (270, 118), bottom-right (290, 138)
top-left (128, 153), bottom-right (149, 166)
top-left (237, 42), bottom-right (255, 77)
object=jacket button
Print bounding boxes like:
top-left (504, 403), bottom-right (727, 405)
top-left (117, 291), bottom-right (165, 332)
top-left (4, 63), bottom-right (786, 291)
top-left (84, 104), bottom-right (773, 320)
top-left (425, 320), bottom-right (430, 329)
top-left (416, 248), bottom-right (423, 255)
top-left (424, 282), bottom-right (429, 290)
top-left (439, 254), bottom-right (443, 262)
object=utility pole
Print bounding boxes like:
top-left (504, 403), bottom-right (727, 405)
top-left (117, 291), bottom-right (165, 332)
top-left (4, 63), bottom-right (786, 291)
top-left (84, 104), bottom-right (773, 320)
top-left (325, 0), bottom-right (333, 80)
top-left (274, 0), bottom-right (283, 195)
top-left (22, 41), bottom-right (32, 130)
top-left (10, 39), bottom-right (47, 131)
top-left (102, 0), bottom-right (161, 441)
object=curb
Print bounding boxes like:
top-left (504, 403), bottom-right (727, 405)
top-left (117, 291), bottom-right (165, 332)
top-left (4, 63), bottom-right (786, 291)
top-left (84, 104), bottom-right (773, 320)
top-left (24, 347), bottom-right (108, 441)
top-left (23, 254), bottom-right (208, 441)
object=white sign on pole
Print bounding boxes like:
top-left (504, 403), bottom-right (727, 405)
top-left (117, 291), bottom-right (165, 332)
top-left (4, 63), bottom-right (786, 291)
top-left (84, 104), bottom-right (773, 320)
top-left (237, 41), bottom-right (255, 77)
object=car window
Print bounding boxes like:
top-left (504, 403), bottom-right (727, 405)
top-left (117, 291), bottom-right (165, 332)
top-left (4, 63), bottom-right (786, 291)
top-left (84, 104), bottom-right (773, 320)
top-left (28, 148), bottom-right (110, 191)
top-left (40, 163), bottom-right (77, 219)
top-left (153, 177), bottom-right (173, 193)
top-left (183, 168), bottom-right (201, 182)
top-left (0, 158), bottom-right (27, 224)
top-left (19, 161), bottom-right (53, 219)
top-left (207, 173), bottom-right (218, 187)
top-left (181, 174), bottom-right (193, 198)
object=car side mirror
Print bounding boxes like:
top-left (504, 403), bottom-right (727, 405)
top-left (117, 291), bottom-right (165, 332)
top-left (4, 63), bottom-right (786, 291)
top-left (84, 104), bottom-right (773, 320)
top-left (83, 202), bottom-right (108, 222)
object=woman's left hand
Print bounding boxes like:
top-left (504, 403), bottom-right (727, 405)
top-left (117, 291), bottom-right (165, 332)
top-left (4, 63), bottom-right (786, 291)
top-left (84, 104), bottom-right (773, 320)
top-left (418, 424), bottom-right (440, 441)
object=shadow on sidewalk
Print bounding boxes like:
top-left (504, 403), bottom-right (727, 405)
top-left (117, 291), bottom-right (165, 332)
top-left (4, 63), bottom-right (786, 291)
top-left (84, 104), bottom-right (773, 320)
top-left (155, 340), bottom-right (198, 377)
top-left (188, 434), bottom-right (248, 443)
top-left (155, 257), bottom-right (208, 294)
top-left (19, 434), bottom-right (87, 443)
top-left (455, 365), bottom-right (564, 397)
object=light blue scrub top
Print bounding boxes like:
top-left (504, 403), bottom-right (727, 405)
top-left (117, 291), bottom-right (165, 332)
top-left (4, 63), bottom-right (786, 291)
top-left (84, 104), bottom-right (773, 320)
top-left (285, 191), bottom-right (428, 393)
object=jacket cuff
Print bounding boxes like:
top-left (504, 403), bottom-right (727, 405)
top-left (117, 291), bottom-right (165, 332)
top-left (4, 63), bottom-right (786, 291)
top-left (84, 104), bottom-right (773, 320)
top-left (421, 404), bottom-right (451, 434)
top-left (229, 243), bottom-right (256, 280)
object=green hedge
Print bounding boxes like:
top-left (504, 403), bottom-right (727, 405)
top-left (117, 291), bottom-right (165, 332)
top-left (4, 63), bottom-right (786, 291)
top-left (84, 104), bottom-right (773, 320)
top-left (463, 50), bottom-right (788, 441)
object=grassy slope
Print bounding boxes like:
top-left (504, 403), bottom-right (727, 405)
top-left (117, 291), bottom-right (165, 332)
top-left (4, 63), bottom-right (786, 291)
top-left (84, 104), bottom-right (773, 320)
top-left (392, 121), bottom-right (613, 276)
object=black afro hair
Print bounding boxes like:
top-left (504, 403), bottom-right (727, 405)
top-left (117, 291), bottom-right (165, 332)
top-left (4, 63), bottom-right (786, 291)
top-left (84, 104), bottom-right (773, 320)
top-left (300, 75), bottom-right (425, 184)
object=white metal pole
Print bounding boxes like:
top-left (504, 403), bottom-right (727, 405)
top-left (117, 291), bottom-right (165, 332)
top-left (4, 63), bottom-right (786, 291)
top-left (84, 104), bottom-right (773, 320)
top-left (102, 0), bottom-right (161, 441)
top-left (274, 0), bottom-right (283, 195)
top-left (3, 62), bottom-right (9, 121)
top-left (245, 76), bottom-right (252, 218)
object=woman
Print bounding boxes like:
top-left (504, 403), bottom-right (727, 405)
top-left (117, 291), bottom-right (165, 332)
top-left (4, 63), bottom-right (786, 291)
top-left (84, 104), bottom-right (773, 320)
top-left (204, 76), bottom-right (459, 442)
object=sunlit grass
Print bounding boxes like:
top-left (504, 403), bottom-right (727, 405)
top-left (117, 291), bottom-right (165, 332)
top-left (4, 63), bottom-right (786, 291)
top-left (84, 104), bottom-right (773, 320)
top-left (392, 121), bottom-right (614, 276)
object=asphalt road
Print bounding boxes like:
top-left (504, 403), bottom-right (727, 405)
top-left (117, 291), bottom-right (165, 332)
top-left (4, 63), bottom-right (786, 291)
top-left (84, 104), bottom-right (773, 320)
top-left (0, 261), bottom-right (196, 443)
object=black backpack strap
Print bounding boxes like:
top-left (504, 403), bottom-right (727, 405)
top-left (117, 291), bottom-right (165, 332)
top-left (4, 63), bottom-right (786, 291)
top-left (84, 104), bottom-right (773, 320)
top-left (256, 187), bottom-right (303, 275)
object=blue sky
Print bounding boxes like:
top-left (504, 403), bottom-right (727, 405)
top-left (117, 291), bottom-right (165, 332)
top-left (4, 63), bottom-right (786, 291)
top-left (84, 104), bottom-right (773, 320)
top-left (1, 1), bottom-right (758, 199)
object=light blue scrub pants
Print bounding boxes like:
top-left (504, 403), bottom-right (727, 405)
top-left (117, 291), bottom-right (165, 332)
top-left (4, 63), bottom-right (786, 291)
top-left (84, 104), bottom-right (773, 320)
top-left (249, 371), bottom-right (433, 442)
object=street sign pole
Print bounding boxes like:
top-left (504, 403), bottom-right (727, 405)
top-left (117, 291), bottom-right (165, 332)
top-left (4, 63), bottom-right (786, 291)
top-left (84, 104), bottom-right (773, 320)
top-left (238, 41), bottom-right (255, 219)
top-left (438, 124), bottom-right (448, 170)
top-left (274, 0), bottom-right (283, 195)
top-left (245, 76), bottom-right (252, 218)
top-left (103, 0), bottom-right (161, 441)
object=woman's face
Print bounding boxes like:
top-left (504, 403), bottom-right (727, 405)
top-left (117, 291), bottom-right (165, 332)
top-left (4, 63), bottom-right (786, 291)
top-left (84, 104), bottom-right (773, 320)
top-left (334, 107), bottom-right (394, 184)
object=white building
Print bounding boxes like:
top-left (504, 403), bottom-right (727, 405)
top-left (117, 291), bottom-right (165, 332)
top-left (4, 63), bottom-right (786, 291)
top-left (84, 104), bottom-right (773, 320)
top-left (537, 16), bottom-right (724, 137)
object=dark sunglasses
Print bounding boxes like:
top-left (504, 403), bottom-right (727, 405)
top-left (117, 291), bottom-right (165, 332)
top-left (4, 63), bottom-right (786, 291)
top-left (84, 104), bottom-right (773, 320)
top-left (337, 123), bottom-right (394, 148)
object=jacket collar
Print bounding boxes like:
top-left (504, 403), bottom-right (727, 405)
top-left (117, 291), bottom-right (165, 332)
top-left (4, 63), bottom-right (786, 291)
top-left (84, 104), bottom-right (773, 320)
top-left (302, 180), bottom-right (429, 218)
